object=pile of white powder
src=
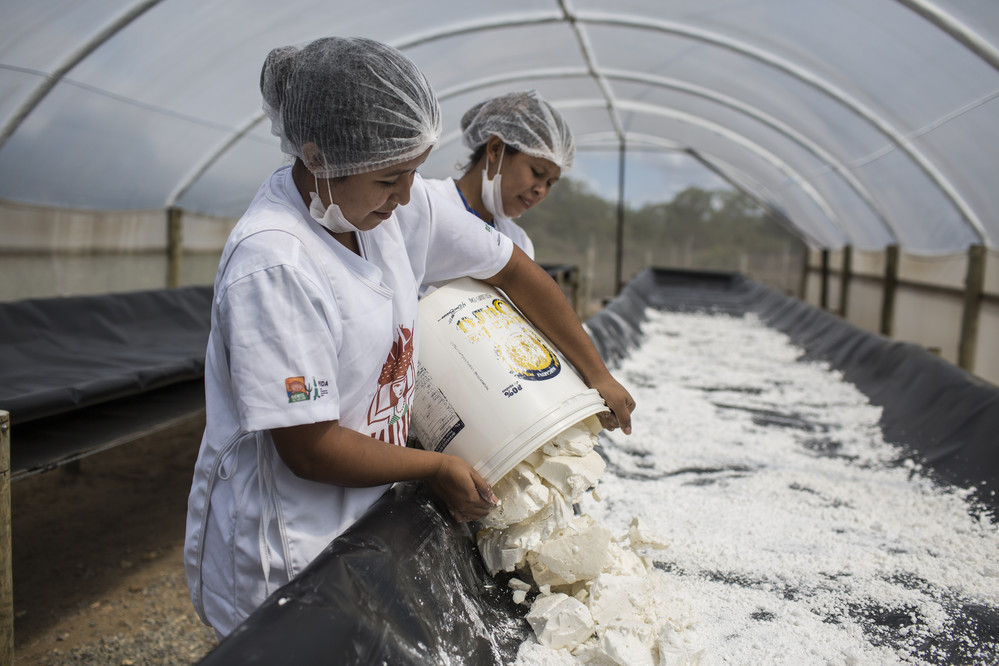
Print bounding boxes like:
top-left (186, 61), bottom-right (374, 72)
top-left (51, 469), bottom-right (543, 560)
top-left (508, 309), bottom-right (999, 665)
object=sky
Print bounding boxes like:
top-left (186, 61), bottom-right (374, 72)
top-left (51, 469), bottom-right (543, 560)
top-left (570, 149), bottom-right (730, 207)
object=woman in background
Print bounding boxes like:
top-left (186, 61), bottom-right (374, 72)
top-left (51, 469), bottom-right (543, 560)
top-left (420, 90), bottom-right (574, 261)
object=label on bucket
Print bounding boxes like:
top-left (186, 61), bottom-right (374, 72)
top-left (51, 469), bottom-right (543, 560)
top-left (412, 278), bottom-right (608, 484)
top-left (453, 297), bottom-right (562, 382)
top-left (412, 364), bottom-right (465, 452)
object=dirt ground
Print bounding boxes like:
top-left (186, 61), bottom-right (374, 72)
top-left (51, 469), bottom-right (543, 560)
top-left (10, 416), bottom-right (218, 664)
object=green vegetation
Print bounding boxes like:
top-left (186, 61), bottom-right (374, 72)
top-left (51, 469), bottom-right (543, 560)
top-left (520, 177), bottom-right (807, 311)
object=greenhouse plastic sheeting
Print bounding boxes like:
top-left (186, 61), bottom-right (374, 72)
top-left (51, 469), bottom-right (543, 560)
top-left (0, 285), bottom-right (212, 424)
top-left (2, 1), bottom-right (999, 254)
top-left (197, 269), bottom-right (999, 663)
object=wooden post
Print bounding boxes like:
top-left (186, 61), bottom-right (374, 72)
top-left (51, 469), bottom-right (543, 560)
top-left (0, 410), bottom-right (11, 665)
top-left (880, 244), bottom-right (899, 337)
top-left (820, 249), bottom-right (830, 309)
top-left (958, 244), bottom-right (986, 372)
top-left (839, 245), bottom-right (852, 318)
top-left (798, 248), bottom-right (810, 300)
top-left (167, 207), bottom-right (183, 288)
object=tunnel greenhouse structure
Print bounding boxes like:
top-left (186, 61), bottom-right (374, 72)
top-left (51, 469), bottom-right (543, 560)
top-left (1, 1), bottom-right (998, 664)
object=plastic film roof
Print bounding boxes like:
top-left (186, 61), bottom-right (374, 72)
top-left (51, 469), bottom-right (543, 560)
top-left (1, 0), bottom-right (997, 254)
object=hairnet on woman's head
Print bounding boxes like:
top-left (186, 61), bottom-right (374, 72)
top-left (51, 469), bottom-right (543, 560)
top-left (260, 37), bottom-right (442, 178)
top-left (460, 91), bottom-right (575, 170)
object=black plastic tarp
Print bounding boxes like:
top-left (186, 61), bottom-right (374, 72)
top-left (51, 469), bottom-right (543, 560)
top-left (198, 268), bottom-right (999, 664)
top-left (200, 483), bottom-right (529, 665)
top-left (0, 286), bottom-right (212, 477)
top-left (0, 285), bottom-right (212, 425)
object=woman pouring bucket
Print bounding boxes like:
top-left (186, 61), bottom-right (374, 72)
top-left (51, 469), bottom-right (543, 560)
top-left (184, 36), bottom-right (635, 639)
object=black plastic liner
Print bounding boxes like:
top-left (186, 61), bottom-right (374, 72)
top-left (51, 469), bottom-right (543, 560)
top-left (188, 269), bottom-right (996, 662)
top-left (199, 483), bottom-right (529, 665)
top-left (0, 286), bottom-right (213, 425)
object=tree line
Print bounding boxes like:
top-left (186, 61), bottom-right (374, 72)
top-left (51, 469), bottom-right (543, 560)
top-left (520, 177), bottom-right (806, 304)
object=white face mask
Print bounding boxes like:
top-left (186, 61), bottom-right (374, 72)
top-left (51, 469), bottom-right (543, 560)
top-left (309, 175), bottom-right (364, 234)
top-left (480, 145), bottom-right (509, 221)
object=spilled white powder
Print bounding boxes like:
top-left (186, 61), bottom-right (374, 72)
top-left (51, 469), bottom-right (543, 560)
top-left (476, 419), bottom-right (696, 663)
top-left (514, 309), bottom-right (999, 665)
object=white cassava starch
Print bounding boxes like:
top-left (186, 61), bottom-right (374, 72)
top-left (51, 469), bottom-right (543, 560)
top-left (511, 309), bottom-right (998, 665)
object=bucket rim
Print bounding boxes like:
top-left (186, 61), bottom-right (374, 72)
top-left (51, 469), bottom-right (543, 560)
top-left (475, 388), bottom-right (607, 485)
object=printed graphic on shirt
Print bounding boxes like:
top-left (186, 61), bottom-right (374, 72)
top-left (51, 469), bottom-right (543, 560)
top-left (456, 297), bottom-right (560, 381)
top-left (285, 376), bottom-right (309, 403)
top-left (285, 375), bottom-right (330, 403)
top-left (366, 324), bottom-right (415, 445)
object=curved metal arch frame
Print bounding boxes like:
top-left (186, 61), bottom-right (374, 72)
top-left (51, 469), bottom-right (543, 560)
top-left (895, 0), bottom-right (999, 73)
top-left (0, 0), bottom-right (163, 150)
top-left (435, 118), bottom-right (841, 248)
top-left (571, 129), bottom-right (828, 248)
top-left (562, 99), bottom-right (846, 244)
top-left (433, 65), bottom-right (898, 244)
top-left (572, 9), bottom-right (988, 246)
top-left (166, 3), bottom-right (991, 249)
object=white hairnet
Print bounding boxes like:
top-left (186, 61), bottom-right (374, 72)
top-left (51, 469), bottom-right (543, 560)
top-left (260, 37), bottom-right (442, 178)
top-left (460, 91), bottom-right (575, 170)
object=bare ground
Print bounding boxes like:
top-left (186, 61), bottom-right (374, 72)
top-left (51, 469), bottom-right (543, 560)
top-left (11, 416), bottom-right (218, 665)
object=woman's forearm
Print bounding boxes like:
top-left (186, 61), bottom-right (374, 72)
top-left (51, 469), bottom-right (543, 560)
top-left (486, 246), bottom-right (612, 385)
top-left (486, 246), bottom-right (635, 433)
top-left (272, 420), bottom-right (442, 486)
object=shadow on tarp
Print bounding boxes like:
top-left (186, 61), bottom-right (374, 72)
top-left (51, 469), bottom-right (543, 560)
top-left (0, 286), bottom-right (212, 477)
top-left (199, 267), bottom-right (999, 664)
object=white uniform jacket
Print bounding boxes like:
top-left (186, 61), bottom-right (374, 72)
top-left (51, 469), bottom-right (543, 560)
top-left (184, 167), bottom-right (512, 636)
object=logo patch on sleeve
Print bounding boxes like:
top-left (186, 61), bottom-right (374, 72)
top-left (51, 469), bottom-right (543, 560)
top-left (285, 376), bottom-right (310, 403)
top-left (286, 376), bottom-right (330, 403)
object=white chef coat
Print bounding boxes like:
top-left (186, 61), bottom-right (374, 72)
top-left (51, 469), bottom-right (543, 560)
top-left (184, 166), bottom-right (512, 637)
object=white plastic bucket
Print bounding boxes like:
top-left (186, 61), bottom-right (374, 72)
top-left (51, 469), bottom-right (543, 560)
top-left (411, 277), bottom-right (607, 485)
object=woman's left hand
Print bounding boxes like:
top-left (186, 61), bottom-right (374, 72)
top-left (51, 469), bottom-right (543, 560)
top-left (588, 374), bottom-right (636, 435)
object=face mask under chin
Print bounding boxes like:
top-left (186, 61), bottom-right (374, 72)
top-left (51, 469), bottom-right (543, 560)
top-left (308, 175), bottom-right (365, 234)
top-left (480, 145), bottom-right (509, 221)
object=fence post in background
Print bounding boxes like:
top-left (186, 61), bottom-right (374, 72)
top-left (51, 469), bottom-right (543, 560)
top-left (798, 249), bottom-right (810, 299)
top-left (839, 245), bottom-right (852, 318)
top-left (1, 410), bottom-right (11, 665)
top-left (167, 207), bottom-right (183, 288)
top-left (614, 142), bottom-right (626, 295)
top-left (820, 249), bottom-right (830, 309)
top-left (880, 244), bottom-right (899, 337)
top-left (958, 244), bottom-right (986, 372)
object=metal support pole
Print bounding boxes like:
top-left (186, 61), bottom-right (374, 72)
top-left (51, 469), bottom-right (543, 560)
top-left (0, 410), bottom-right (11, 665)
top-left (167, 207), bottom-right (183, 288)
top-left (840, 245), bottom-right (853, 318)
top-left (958, 244), bottom-right (986, 372)
top-left (880, 244), bottom-right (900, 337)
top-left (614, 142), bottom-right (626, 295)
